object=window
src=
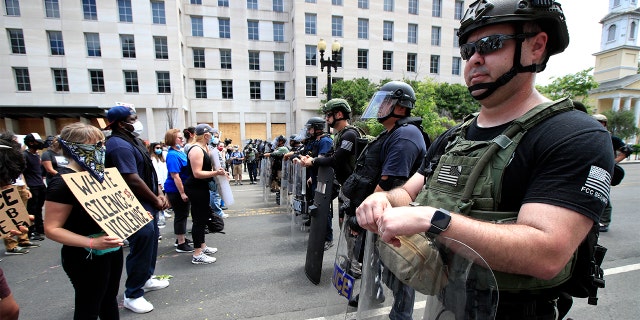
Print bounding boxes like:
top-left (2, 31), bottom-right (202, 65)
top-left (431, 26), bottom-right (441, 46)
top-left (332, 0), bottom-right (342, 5)
top-left (7, 29), bottom-right (26, 54)
top-left (193, 48), bottom-right (205, 68)
top-left (47, 31), bottom-right (65, 55)
top-left (275, 81), bottom-right (285, 100)
top-left (408, 24), bottom-right (418, 44)
top-left (52, 68), bottom-right (69, 92)
top-left (274, 52), bottom-right (285, 71)
top-left (358, 0), bottom-right (368, 9)
top-left (192, 16), bottom-right (203, 37)
top-left (273, 22), bottom-right (284, 42)
top-left (13, 67), bottom-right (30, 91)
top-left (452, 57), bottom-right (461, 75)
top-left (631, 21), bottom-right (637, 40)
top-left (151, 1), bottom-right (166, 24)
top-left (305, 77), bottom-right (317, 97)
top-left (220, 49), bottom-right (232, 69)
top-left (383, 51), bottom-right (393, 71)
top-left (453, 28), bottom-right (460, 47)
top-left (432, 0), bottom-right (441, 17)
top-left (120, 34), bottom-right (136, 58)
top-left (273, 0), bottom-right (283, 12)
top-left (154, 36), bottom-right (168, 59)
top-left (358, 19), bottom-right (368, 39)
top-left (357, 49), bottom-right (368, 69)
top-left (305, 45), bottom-right (317, 66)
top-left (407, 53), bottom-right (417, 72)
top-left (89, 69), bottom-right (105, 92)
top-left (249, 51), bottom-right (260, 70)
top-left (85, 32), bottom-right (101, 57)
top-left (218, 0), bottom-right (229, 7)
top-left (123, 70), bottom-right (139, 93)
top-left (118, 0), bottom-right (133, 22)
top-left (248, 20), bottom-right (259, 40)
top-left (607, 25), bottom-right (616, 42)
top-left (247, 0), bottom-right (257, 9)
top-left (332, 16), bottom-right (343, 37)
top-left (455, 1), bottom-right (464, 20)
top-left (195, 79), bottom-right (207, 98)
top-left (5, 0), bottom-right (20, 16)
top-left (157, 71), bottom-right (171, 93)
top-left (191, 0), bottom-right (202, 4)
top-left (221, 80), bottom-right (233, 99)
top-left (430, 55), bottom-right (440, 74)
top-left (82, 0), bottom-right (97, 20)
top-left (305, 13), bottom-right (317, 35)
top-left (250, 81), bottom-right (261, 99)
top-left (44, 0), bottom-right (60, 18)
top-left (384, 0), bottom-right (393, 12)
top-left (219, 18), bottom-right (230, 38)
top-left (383, 21), bottom-right (393, 41)
top-left (408, 0), bottom-right (418, 14)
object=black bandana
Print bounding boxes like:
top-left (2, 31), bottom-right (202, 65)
top-left (59, 138), bottom-right (106, 182)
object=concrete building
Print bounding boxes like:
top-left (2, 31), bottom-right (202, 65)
top-left (1, 0), bottom-right (466, 144)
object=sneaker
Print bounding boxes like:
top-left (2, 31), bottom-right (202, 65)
top-left (19, 242), bottom-right (40, 248)
top-left (175, 242), bottom-right (195, 253)
top-left (29, 232), bottom-right (45, 241)
top-left (5, 247), bottom-right (29, 255)
top-left (324, 241), bottom-right (334, 251)
top-left (192, 253), bottom-right (216, 264)
top-left (174, 238), bottom-right (193, 247)
top-left (202, 246), bottom-right (218, 255)
top-left (123, 295), bottom-right (154, 313)
top-left (142, 278), bottom-right (170, 292)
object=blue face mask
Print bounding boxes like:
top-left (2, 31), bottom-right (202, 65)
top-left (154, 149), bottom-right (162, 155)
top-left (210, 137), bottom-right (219, 145)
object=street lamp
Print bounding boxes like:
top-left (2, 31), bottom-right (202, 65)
top-left (318, 39), bottom-right (342, 101)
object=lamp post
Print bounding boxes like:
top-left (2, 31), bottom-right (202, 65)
top-left (318, 38), bottom-right (342, 101)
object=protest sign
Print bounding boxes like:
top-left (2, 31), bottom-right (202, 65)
top-left (0, 187), bottom-right (31, 239)
top-left (62, 168), bottom-right (153, 239)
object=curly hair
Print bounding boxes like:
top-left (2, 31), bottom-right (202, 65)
top-left (0, 131), bottom-right (26, 187)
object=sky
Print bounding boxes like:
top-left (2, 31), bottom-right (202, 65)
top-left (536, 1), bottom-right (611, 85)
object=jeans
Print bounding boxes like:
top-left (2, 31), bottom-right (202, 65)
top-left (124, 208), bottom-right (159, 299)
top-left (208, 179), bottom-right (224, 217)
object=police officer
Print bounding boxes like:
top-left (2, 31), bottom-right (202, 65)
top-left (342, 81), bottom-right (427, 318)
top-left (356, 1), bottom-right (614, 319)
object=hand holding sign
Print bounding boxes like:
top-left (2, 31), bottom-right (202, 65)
top-left (0, 187), bottom-right (32, 239)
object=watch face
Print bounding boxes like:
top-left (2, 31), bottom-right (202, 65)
top-left (429, 209), bottom-right (451, 235)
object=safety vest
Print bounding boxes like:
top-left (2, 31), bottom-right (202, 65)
top-left (415, 98), bottom-right (577, 292)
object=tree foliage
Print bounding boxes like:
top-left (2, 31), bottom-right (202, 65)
top-left (602, 109), bottom-right (640, 141)
top-left (536, 68), bottom-right (599, 102)
top-left (430, 81), bottom-right (480, 121)
top-left (320, 78), bottom-right (379, 116)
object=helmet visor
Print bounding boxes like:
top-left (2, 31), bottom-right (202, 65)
top-left (361, 91), bottom-right (398, 119)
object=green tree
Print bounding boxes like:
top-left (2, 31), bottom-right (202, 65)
top-left (602, 109), bottom-right (640, 141)
top-left (431, 81), bottom-right (480, 121)
top-left (536, 68), bottom-right (599, 102)
top-left (320, 78), bottom-right (378, 116)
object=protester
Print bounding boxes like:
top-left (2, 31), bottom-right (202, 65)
top-left (355, 2), bottom-right (614, 318)
top-left (229, 145), bottom-right (244, 185)
top-left (44, 123), bottom-right (124, 320)
top-left (104, 106), bottom-right (170, 313)
top-left (184, 124), bottom-right (225, 265)
top-left (41, 136), bottom-right (68, 186)
top-left (149, 142), bottom-right (168, 228)
top-left (23, 133), bottom-right (46, 241)
top-left (208, 131), bottom-right (228, 219)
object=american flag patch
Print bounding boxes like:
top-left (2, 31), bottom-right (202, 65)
top-left (437, 165), bottom-right (463, 186)
top-left (583, 165), bottom-right (611, 202)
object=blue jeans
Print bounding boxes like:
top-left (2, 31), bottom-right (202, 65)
top-left (124, 207), bottom-right (159, 299)
top-left (208, 179), bottom-right (224, 217)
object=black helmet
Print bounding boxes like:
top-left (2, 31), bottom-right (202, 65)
top-left (322, 99), bottom-right (351, 117)
top-left (361, 81), bottom-right (416, 121)
top-left (305, 117), bottom-right (326, 138)
top-left (458, 0), bottom-right (569, 61)
top-left (275, 135), bottom-right (287, 145)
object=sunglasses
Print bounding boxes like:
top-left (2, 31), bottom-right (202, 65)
top-left (460, 33), bottom-right (537, 60)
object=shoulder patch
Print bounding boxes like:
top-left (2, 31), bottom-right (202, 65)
top-left (581, 165), bottom-right (611, 204)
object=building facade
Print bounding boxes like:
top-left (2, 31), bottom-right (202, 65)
top-left (1, 0), bottom-right (466, 144)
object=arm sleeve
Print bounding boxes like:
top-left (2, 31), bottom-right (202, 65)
top-left (314, 129), bottom-right (358, 167)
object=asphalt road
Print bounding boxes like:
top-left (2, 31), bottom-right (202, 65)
top-left (3, 163), bottom-right (640, 320)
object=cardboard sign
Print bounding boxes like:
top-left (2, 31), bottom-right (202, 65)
top-left (0, 187), bottom-right (31, 239)
top-left (62, 168), bottom-right (153, 239)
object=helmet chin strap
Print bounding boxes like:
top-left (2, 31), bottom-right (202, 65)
top-left (467, 33), bottom-right (542, 101)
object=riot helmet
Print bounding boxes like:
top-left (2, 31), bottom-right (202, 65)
top-left (305, 117), bottom-right (326, 138)
top-left (457, 0), bottom-right (569, 100)
top-left (361, 81), bottom-right (416, 123)
top-left (322, 98), bottom-right (351, 127)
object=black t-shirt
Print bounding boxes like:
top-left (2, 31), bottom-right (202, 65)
top-left (23, 150), bottom-right (44, 187)
top-left (419, 109), bottom-right (614, 223)
top-left (314, 127), bottom-right (359, 184)
top-left (46, 167), bottom-right (103, 237)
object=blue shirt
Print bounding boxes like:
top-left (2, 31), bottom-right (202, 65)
top-left (163, 148), bottom-right (189, 193)
top-left (381, 124), bottom-right (427, 178)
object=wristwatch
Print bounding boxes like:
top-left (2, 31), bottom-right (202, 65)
top-left (427, 208), bottom-right (451, 236)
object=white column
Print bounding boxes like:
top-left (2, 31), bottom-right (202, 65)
top-left (612, 97), bottom-right (621, 111)
top-left (623, 97), bottom-right (632, 110)
top-left (634, 99), bottom-right (640, 128)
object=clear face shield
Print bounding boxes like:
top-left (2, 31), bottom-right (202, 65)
top-left (361, 91), bottom-right (399, 120)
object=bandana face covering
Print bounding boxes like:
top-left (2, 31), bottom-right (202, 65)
top-left (59, 139), bottom-right (106, 182)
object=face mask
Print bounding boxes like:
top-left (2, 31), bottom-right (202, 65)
top-left (154, 149), bottom-right (162, 155)
top-left (210, 137), bottom-right (219, 145)
top-left (128, 120), bottom-right (144, 137)
top-left (59, 139), bottom-right (106, 182)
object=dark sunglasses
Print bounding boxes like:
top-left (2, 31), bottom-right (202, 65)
top-left (460, 33), bottom-right (537, 60)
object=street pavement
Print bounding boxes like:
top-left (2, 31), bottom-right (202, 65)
top-left (2, 162), bottom-right (640, 319)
